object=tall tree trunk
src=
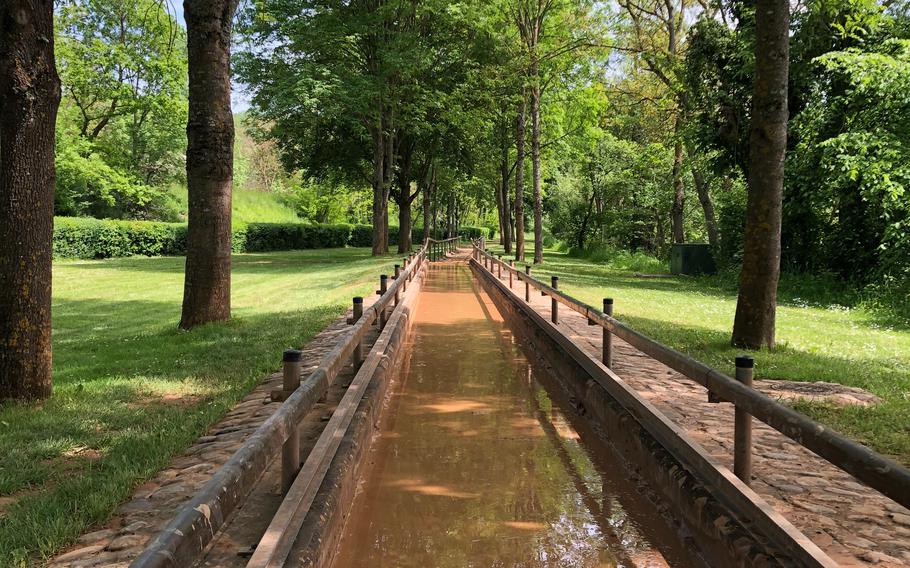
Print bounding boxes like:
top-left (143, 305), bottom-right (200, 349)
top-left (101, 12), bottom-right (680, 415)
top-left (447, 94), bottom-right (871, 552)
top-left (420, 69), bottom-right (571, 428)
top-left (0, 1), bottom-right (60, 400)
top-left (395, 156), bottom-right (412, 253)
top-left (382, 127), bottom-right (394, 254)
top-left (397, 195), bottom-right (412, 253)
top-left (370, 125), bottom-right (385, 256)
top-left (495, 180), bottom-right (506, 245)
top-left (180, 0), bottom-right (238, 330)
top-left (531, 59), bottom-right (543, 264)
top-left (691, 166), bottom-right (720, 248)
top-left (514, 97), bottom-right (526, 261)
top-left (500, 126), bottom-right (513, 254)
top-left (577, 188), bottom-right (597, 250)
top-left (732, 0), bottom-right (789, 349)
top-left (670, 131), bottom-right (686, 243)
top-left (422, 168), bottom-right (432, 243)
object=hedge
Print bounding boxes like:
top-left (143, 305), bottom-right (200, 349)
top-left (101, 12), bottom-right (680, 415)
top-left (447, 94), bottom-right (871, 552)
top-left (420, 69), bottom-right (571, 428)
top-left (53, 217), bottom-right (489, 259)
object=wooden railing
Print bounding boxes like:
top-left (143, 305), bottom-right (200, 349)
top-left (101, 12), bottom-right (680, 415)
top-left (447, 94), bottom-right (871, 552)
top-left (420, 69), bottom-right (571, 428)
top-left (471, 242), bottom-right (910, 510)
top-left (428, 235), bottom-right (461, 261)
top-left (132, 241), bottom-right (432, 568)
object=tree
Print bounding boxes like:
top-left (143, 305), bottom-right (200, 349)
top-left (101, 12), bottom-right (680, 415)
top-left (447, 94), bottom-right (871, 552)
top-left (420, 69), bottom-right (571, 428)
top-left (54, 0), bottom-right (188, 220)
top-left (0, 1), bottom-right (61, 400)
top-left (731, 0), bottom-right (789, 348)
top-left (179, 0), bottom-right (239, 329)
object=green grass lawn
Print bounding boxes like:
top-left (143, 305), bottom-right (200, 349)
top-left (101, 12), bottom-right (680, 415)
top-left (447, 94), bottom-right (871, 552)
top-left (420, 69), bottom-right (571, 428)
top-left (0, 248), bottom-right (395, 565)
top-left (487, 245), bottom-right (910, 466)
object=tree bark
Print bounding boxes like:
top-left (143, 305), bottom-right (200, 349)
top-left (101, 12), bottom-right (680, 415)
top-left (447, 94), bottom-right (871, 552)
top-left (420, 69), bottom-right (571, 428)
top-left (495, 179), bottom-right (506, 245)
top-left (691, 165), bottom-right (720, 248)
top-left (0, 1), bottom-right (60, 400)
top-left (500, 124), bottom-right (513, 254)
top-left (531, 58), bottom-right (543, 264)
top-left (370, 124), bottom-right (385, 256)
top-left (731, 0), bottom-right (789, 349)
top-left (422, 164), bottom-right (433, 243)
top-left (180, 0), bottom-right (238, 330)
top-left (514, 97), bottom-right (526, 261)
top-left (382, 125), bottom-right (394, 254)
top-left (394, 147), bottom-right (414, 253)
top-left (397, 195), bottom-right (412, 253)
top-left (671, 125), bottom-right (686, 243)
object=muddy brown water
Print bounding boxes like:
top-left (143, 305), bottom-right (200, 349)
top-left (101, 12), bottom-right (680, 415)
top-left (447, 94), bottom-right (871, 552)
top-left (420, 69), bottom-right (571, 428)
top-left (332, 263), bottom-right (697, 568)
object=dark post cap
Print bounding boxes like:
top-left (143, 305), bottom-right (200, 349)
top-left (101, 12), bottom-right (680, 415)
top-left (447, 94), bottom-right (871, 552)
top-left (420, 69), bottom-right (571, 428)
top-left (394, 264), bottom-right (400, 269)
top-left (353, 296), bottom-right (363, 304)
top-left (380, 274), bottom-right (388, 279)
top-left (735, 355), bottom-right (755, 368)
top-left (604, 298), bottom-right (614, 305)
top-left (283, 349), bottom-right (303, 362)
top-left (552, 276), bottom-right (559, 282)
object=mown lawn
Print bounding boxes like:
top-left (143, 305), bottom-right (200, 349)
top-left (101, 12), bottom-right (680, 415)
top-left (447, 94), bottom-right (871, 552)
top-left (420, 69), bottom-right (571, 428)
top-left (486, 246), bottom-right (910, 466)
top-left (0, 248), bottom-right (395, 565)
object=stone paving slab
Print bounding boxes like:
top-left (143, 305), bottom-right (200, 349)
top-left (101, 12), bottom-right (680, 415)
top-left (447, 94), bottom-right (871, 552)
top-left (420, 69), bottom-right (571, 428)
top-left (482, 256), bottom-right (910, 567)
top-left (45, 297), bottom-right (380, 568)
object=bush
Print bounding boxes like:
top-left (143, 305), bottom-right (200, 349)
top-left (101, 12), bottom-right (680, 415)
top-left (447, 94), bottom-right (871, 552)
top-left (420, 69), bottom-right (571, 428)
top-left (567, 243), bottom-right (668, 274)
top-left (54, 218), bottom-right (477, 259)
top-left (54, 217), bottom-right (186, 258)
top-left (241, 223), bottom-right (351, 252)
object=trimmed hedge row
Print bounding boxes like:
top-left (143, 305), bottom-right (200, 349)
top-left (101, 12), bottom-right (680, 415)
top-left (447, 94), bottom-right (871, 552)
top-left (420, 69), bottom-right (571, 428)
top-left (53, 217), bottom-right (488, 259)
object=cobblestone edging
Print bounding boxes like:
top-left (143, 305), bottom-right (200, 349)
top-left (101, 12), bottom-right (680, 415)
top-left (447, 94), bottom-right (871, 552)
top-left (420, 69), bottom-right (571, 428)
top-left (484, 262), bottom-right (910, 568)
top-left (47, 300), bottom-right (377, 568)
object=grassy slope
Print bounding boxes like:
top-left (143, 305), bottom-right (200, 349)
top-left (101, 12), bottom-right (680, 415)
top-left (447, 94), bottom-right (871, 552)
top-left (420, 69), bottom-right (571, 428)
top-left (167, 185), bottom-right (301, 224)
top-left (487, 245), bottom-right (910, 465)
top-left (0, 249), bottom-right (394, 564)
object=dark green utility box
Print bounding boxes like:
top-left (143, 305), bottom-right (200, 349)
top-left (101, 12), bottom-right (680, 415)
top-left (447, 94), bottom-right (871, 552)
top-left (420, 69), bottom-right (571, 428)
top-left (670, 244), bottom-right (716, 275)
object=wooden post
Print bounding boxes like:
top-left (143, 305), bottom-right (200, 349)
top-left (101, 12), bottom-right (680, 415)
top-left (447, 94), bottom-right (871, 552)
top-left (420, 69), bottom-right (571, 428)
top-left (497, 255), bottom-right (502, 278)
top-left (551, 276), bottom-right (559, 324)
top-left (508, 260), bottom-right (514, 288)
top-left (408, 255), bottom-right (414, 280)
top-left (281, 349), bottom-right (303, 492)
top-left (734, 355), bottom-right (754, 485)
top-left (603, 298), bottom-right (613, 368)
top-left (525, 265), bottom-right (531, 302)
top-left (351, 298), bottom-right (364, 368)
top-left (377, 275), bottom-right (388, 328)
top-left (393, 265), bottom-right (401, 305)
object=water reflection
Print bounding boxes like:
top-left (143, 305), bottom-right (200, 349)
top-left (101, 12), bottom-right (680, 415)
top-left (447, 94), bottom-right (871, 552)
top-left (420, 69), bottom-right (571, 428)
top-left (332, 264), bottom-right (693, 568)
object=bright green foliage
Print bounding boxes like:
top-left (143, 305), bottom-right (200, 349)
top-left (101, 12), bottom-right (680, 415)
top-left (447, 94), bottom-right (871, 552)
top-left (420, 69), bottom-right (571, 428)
top-left (547, 134), bottom-right (674, 253)
top-left (0, 250), bottom-right (397, 564)
top-left (792, 39), bottom-right (910, 291)
top-left (54, 0), bottom-right (188, 219)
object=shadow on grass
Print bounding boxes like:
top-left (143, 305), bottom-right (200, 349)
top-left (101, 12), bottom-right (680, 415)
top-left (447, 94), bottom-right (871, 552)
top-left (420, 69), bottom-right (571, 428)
top-left (0, 298), bottom-right (347, 563)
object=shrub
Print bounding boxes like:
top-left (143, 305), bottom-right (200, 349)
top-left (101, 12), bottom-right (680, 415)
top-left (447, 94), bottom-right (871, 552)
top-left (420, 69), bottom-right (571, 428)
top-left (53, 217), bottom-right (186, 259)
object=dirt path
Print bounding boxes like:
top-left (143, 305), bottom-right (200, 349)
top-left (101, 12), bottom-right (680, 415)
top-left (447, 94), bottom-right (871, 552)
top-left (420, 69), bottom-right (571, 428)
top-left (476, 248), bottom-right (910, 567)
top-left (47, 297), bottom-right (381, 568)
